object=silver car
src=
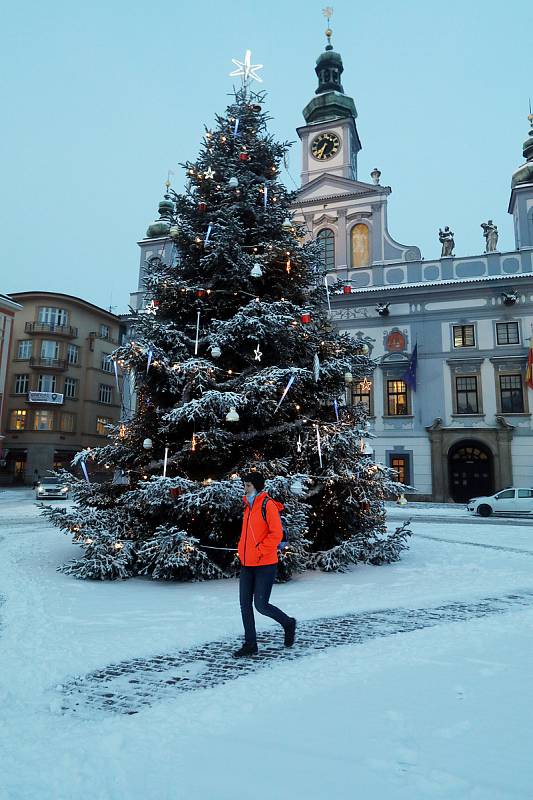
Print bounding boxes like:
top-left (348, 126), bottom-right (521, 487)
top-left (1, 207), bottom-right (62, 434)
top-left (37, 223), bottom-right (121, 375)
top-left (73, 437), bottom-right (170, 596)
top-left (35, 477), bottom-right (69, 500)
top-left (467, 487), bottom-right (533, 517)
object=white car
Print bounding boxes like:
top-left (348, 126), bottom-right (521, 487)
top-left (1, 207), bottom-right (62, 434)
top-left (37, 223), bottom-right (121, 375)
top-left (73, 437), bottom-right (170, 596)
top-left (35, 477), bottom-right (69, 500)
top-left (467, 488), bottom-right (533, 517)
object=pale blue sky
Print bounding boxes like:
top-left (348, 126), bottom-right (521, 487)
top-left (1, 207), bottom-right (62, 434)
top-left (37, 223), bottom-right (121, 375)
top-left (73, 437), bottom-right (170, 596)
top-left (1, 0), bottom-right (530, 312)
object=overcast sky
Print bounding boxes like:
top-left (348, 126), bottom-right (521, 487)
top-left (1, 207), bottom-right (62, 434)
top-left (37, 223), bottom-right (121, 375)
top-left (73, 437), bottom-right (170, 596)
top-left (2, 0), bottom-right (530, 313)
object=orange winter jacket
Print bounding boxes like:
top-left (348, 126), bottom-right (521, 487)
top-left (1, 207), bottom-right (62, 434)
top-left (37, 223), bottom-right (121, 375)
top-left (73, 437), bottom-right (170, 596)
top-left (237, 492), bottom-right (284, 567)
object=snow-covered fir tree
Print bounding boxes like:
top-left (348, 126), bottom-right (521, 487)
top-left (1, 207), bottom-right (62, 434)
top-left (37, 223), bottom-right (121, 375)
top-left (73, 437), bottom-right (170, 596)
top-left (44, 85), bottom-right (410, 581)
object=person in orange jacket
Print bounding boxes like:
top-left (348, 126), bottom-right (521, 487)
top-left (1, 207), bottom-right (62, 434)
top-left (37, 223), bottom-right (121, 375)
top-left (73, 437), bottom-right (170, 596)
top-left (233, 472), bottom-right (296, 657)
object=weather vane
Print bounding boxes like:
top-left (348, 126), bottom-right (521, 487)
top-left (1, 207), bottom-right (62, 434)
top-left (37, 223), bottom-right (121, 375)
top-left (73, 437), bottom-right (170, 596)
top-left (322, 6), bottom-right (334, 47)
top-left (229, 50), bottom-right (263, 84)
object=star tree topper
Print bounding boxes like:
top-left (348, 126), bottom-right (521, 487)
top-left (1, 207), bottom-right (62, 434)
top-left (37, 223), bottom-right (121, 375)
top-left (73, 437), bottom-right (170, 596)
top-left (230, 49), bottom-right (263, 84)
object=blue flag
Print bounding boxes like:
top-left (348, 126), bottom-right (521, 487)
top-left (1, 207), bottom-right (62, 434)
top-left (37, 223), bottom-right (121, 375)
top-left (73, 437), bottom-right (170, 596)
top-left (403, 343), bottom-right (418, 391)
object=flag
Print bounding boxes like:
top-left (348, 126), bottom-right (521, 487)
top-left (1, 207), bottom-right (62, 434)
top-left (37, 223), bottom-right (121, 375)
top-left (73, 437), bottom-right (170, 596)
top-left (527, 336), bottom-right (533, 390)
top-left (403, 343), bottom-right (418, 391)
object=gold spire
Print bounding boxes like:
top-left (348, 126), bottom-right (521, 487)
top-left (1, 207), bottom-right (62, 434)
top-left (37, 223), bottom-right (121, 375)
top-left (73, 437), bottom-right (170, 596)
top-left (322, 6), bottom-right (334, 48)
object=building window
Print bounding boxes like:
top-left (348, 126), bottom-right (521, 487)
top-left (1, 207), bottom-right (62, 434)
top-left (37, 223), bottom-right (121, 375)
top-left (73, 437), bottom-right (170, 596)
top-left (386, 379), bottom-right (409, 416)
top-left (34, 410), bottom-right (54, 431)
top-left (351, 223), bottom-right (370, 268)
top-left (67, 344), bottom-right (79, 364)
top-left (389, 454), bottom-right (410, 485)
top-left (14, 374), bottom-right (29, 394)
top-left (352, 380), bottom-right (372, 414)
top-left (453, 325), bottom-right (475, 348)
top-left (64, 377), bottom-right (78, 398)
top-left (499, 374), bottom-right (524, 413)
top-left (316, 229), bottom-right (335, 271)
top-left (496, 322), bottom-right (520, 345)
top-left (96, 416), bottom-right (112, 435)
top-left (9, 409), bottom-right (27, 430)
top-left (17, 340), bottom-right (32, 359)
top-left (101, 352), bottom-right (113, 373)
top-left (99, 324), bottom-right (111, 339)
top-left (455, 376), bottom-right (480, 414)
top-left (60, 413), bottom-right (75, 433)
top-left (38, 374), bottom-right (56, 393)
top-left (98, 384), bottom-right (113, 404)
top-left (40, 340), bottom-right (59, 361)
top-left (38, 307), bottom-right (68, 326)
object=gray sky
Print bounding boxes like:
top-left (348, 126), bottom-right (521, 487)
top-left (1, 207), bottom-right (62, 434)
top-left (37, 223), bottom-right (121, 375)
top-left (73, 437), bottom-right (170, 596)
top-left (1, 0), bottom-right (530, 313)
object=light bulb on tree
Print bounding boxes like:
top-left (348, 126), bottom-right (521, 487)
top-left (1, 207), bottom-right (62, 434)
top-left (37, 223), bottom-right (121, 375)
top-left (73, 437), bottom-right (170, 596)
top-left (226, 407), bottom-right (240, 422)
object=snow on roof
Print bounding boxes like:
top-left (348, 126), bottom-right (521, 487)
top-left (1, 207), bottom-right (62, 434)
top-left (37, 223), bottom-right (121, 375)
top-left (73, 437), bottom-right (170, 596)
top-left (332, 271), bottom-right (533, 297)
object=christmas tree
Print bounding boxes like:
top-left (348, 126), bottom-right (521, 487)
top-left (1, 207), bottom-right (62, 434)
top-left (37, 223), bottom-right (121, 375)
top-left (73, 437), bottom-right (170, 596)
top-left (44, 69), bottom-right (410, 581)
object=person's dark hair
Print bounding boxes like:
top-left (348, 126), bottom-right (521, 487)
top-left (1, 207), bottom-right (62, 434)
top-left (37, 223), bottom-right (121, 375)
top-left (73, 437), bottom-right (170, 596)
top-left (242, 472), bottom-right (265, 492)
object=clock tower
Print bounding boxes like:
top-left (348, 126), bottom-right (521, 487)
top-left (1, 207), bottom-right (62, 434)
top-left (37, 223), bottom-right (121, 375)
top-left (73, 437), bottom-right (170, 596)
top-left (297, 22), bottom-right (361, 185)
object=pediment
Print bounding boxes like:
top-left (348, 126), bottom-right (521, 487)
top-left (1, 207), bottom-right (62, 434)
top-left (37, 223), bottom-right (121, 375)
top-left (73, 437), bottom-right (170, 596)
top-left (297, 173), bottom-right (383, 203)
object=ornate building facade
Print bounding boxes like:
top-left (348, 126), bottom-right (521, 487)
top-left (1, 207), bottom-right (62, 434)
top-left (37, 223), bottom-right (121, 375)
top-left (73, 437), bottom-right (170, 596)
top-left (292, 34), bottom-right (533, 501)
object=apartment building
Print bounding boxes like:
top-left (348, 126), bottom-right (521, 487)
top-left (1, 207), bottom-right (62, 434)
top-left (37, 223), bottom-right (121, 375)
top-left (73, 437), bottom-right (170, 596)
top-left (0, 292), bottom-right (125, 484)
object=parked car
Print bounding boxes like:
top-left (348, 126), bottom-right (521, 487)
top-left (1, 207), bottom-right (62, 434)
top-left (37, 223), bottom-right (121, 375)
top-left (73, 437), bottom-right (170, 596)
top-left (35, 477), bottom-right (69, 500)
top-left (467, 488), bottom-right (533, 517)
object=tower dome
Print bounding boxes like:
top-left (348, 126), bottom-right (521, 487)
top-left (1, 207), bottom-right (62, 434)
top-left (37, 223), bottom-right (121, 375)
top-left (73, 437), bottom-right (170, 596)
top-left (511, 114), bottom-right (533, 188)
top-left (146, 194), bottom-right (174, 239)
top-left (302, 20), bottom-right (357, 124)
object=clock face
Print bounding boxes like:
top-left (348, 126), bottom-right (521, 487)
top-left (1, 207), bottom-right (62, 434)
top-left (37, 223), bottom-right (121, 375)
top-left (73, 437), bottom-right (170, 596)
top-left (311, 131), bottom-right (341, 161)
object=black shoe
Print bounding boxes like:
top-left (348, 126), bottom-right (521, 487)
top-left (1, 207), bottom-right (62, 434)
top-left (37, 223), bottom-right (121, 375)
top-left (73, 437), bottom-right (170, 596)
top-left (284, 618), bottom-right (297, 647)
top-left (232, 643), bottom-right (258, 658)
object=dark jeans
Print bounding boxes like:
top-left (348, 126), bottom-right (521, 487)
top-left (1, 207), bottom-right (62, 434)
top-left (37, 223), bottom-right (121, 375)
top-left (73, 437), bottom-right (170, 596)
top-left (239, 564), bottom-right (291, 645)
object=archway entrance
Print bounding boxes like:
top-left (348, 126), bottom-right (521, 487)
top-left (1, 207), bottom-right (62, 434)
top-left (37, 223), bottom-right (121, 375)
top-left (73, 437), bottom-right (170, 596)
top-left (448, 440), bottom-right (494, 503)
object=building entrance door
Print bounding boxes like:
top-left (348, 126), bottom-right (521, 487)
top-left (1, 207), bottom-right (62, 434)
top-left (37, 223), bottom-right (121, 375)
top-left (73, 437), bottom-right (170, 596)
top-left (448, 440), bottom-right (494, 503)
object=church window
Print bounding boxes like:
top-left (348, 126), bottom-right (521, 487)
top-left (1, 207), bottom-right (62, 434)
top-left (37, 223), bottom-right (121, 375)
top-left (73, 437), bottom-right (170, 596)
top-left (351, 224), bottom-right (370, 268)
top-left (316, 228), bottom-right (335, 271)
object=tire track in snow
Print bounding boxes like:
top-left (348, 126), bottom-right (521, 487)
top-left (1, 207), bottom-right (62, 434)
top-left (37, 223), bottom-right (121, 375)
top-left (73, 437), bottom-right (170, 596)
top-left (58, 588), bottom-right (533, 716)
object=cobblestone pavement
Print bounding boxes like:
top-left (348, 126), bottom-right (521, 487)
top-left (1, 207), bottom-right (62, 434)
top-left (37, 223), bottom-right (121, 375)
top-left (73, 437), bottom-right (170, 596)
top-left (59, 589), bottom-right (533, 716)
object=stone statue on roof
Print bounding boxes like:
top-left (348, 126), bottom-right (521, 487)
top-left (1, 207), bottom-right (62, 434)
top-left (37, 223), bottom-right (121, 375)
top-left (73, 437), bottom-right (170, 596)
top-left (438, 226), bottom-right (455, 257)
top-left (481, 220), bottom-right (498, 252)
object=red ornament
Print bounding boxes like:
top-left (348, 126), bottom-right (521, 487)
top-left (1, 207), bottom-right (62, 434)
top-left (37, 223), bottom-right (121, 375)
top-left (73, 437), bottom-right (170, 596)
top-left (300, 312), bottom-right (311, 324)
top-left (196, 289), bottom-right (207, 298)
top-left (198, 202), bottom-right (207, 213)
top-left (239, 152), bottom-right (250, 161)
top-left (343, 285), bottom-right (352, 294)
top-left (169, 487), bottom-right (181, 498)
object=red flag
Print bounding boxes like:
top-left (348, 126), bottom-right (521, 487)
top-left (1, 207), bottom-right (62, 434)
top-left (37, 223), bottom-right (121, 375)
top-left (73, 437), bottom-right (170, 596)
top-left (527, 336), bottom-right (533, 390)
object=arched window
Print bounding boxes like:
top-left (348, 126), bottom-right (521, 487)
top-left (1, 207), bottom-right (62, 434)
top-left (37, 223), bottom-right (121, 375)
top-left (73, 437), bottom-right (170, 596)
top-left (351, 223), bottom-right (370, 268)
top-left (317, 228), bottom-right (335, 271)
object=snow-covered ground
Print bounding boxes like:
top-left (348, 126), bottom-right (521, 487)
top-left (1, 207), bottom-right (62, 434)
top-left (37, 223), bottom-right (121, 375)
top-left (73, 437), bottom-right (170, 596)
top-left (1, 488), bottom-right (532, 800)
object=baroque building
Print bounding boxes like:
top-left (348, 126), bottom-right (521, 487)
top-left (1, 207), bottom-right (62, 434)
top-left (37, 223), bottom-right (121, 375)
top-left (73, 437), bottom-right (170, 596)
top-left (131, 32), bottom-right (533, 503)
top-left (292, 32), bottom-right (533, 502)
